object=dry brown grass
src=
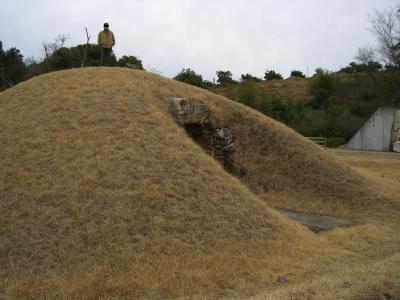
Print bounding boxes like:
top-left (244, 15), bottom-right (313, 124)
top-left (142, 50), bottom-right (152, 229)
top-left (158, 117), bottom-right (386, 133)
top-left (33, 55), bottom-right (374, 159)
top-left (0, 68), bottom-right (399, 299)
top-left (212, 77), bottom-right (311, 103)
top-left (259, 77), bottom-right (311, 102)
top-left (255, 149), bottom-right (400, 299)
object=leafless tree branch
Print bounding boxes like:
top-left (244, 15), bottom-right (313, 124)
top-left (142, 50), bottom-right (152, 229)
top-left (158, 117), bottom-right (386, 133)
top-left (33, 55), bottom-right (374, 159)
top-left (368, 6), bottom-right (400, 65)
top-left (84, 27), bottom-right (91, 44)
top-left (355, 46), bottom-right (376, 64)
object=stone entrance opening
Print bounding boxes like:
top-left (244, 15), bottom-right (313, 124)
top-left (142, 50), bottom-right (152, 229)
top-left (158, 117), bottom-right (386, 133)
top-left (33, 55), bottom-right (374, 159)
top-left (169, 98), bottom-right (235, 171)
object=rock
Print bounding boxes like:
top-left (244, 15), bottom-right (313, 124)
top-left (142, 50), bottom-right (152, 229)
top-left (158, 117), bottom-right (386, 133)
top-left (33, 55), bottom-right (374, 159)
top-left (277, 276), bottom-right (287, 284)
top-left (169, 98), bottom-right (211, 126)
top-left (344, 281), bottom-right (352, 288)
top-left (169, 98), bottom-right (235, 172)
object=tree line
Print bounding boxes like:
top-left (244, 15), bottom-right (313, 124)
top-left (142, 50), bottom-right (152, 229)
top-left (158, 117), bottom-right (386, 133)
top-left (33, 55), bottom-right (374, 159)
top-left (0, 34), bottom-right (143, 91)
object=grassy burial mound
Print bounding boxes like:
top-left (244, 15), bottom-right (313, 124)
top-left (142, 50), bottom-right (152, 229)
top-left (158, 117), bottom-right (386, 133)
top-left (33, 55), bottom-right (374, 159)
top-left (0, 68), bottom-right (394, 298)
top-left (0, 68), bottom-right (311, 298)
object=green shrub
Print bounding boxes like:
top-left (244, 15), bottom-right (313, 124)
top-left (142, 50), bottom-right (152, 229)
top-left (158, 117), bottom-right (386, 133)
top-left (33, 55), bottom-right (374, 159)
top-left (350, 103), bottom-right (372, 117)
top-left (173, 68), bottom-right (204, 88)
top-left (47, 47), bottom-right (78, 70)
top-left (264, 70), bottom-right (283, 80)
top-left (309, 70), bottom-right (336, 108)
top-left (285, 100), bottom-right (305, 122)
top-left (202, 80), bottom-right (216, 89)
top-left (0, 47), bottom-right (26, 89)
top-left (240, 73), bottom-right (262, 82)
top-left (327, 137), bottom-right (346, 148)
top-left (237, 81), bottom-right (258, 108)
top-left (117, 55), bottom-right (144, 70)
top-left (257, 94), bottom-right (286, 121)
top-left (44, 44), bottom-right (118, 70)
top-left (216, 70), bottom-right (236, 85)
top-left (290, 70), bottom-right (306, 78)
top-left (339, 62), bottom-right (383, 74)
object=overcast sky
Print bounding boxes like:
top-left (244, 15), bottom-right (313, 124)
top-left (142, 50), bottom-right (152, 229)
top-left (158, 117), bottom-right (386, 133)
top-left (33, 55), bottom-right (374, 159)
top-left (1, 0), bottom-right (398, 80)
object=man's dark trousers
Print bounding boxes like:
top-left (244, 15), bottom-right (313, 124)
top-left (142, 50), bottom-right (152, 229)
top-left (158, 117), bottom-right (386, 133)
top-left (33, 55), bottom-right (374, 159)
top-left (101, 48), bottom-right (112, 66)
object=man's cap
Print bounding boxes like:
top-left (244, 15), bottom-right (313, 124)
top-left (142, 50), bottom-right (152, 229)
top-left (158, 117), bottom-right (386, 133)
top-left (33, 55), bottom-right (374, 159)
top-left (104, 23), bottom-right (109, 27)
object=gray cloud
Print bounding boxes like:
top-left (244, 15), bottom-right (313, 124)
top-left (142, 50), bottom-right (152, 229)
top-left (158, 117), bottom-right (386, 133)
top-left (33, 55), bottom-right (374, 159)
top-left (1, 0), bottom-right (398, 80)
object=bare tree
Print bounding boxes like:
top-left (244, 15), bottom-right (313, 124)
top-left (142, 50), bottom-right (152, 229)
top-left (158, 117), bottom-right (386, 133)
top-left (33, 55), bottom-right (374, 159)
top-left (57, 34), bottom-right (69, 48)
top-left (355, 46), bottom-right (377, 64)
top-left (76, 27), bottom-right (92, 67)
top-left (368, 5), bottom-right (400, 66)
top-left (41, 34), bottom-right (70, 71)
top-left (41, 42), bottom-right (52, 71)
top-left (42, 34), bottom-right (69, 58)
top-left (84, 27), bottom-right (91, 44)
top-left (24, 56), bottom-right (38, 65)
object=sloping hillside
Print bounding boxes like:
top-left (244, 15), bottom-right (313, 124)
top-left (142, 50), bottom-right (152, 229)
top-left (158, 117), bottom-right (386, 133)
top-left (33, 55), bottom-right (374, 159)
top-left (0, 68), bottom-right (398, 299)
top-left (213, 77), bottom-right (311, 103)
top-left (211, 71), bottom-right (400, 144)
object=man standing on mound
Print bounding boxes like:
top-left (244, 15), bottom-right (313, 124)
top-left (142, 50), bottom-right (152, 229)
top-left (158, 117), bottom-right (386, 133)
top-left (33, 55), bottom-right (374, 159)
top-left (98, 23), bottom-right (115, 66)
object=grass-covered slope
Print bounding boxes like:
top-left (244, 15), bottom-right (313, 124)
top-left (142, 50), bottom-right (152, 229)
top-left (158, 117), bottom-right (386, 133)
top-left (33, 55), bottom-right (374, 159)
top-left (0, 68), bottom-right (392, 298)
top-left (0, 68), bottom-right (310, 298)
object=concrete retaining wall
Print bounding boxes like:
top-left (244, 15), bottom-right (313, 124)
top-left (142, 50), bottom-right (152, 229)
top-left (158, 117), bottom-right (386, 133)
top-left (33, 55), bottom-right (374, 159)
top-left (345, 107), bottom-right (398, 152)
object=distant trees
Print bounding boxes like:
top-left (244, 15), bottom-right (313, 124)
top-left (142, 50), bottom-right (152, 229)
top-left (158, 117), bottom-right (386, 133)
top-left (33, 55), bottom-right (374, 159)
top-left (42, 34), bottom-right (69, 71)
top-left (264, 70), bottom-right (283, 80)
top-left (240, 73), bottom-right (262, 82)
top-left (345, 5), bottom-right (400, 71)
top-left (237, 81), bottom-right (258, 108)
top-left (266, 96), bottom-right (287, 121)
top-left (338, 46), bottom-right (384, 73)
top-left (309, 69), bottom-right (336, 108)
top-left (173, 68), bottom-right (204, 88)
top-left (355, 46), bottom-right (377, 65)
top-left (290, 70), bottom-right (306, 78)
top-left (117, 55), bottom-right (144, 70)
top-left (0, 32), bottom-right (146, 91)
top-left (23, 56), bottom-right (44, 80)
top-left (40, 33), bottom-right (119, 71)
top-left (216, 70), bottom-right (236, 85)
top-left (393, 42), bottom-right (400, 67)
top-left (74, 44), bottom-right (108, 67)
top-left (42, 44), bottom-right (116, 71)
top-left (175, 69), bottom-right (288, 86)
top-left (339, 61), bottom-right (383, 74)
top-left (233, 79), bottom-right (305, 124)
top-left (0, 46), bottom-right (26, 90)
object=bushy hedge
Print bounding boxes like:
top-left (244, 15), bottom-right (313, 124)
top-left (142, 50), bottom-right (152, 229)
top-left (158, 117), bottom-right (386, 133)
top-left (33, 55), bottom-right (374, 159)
top-left (173, 68), bottom-right (205, 88)
top-left (290, 70), bottom-right (306, 78)
top-left (264, 70), bottom-right (283, 80)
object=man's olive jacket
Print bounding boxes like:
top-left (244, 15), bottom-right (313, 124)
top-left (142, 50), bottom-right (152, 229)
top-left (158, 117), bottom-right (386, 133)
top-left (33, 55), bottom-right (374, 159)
top-left (98, 30), bottom-right (115, 49)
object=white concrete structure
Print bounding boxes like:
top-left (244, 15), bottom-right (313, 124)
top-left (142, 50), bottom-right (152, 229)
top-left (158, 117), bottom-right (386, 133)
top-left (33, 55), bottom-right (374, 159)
top-left (346, 107), bottom-right (400, 152)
